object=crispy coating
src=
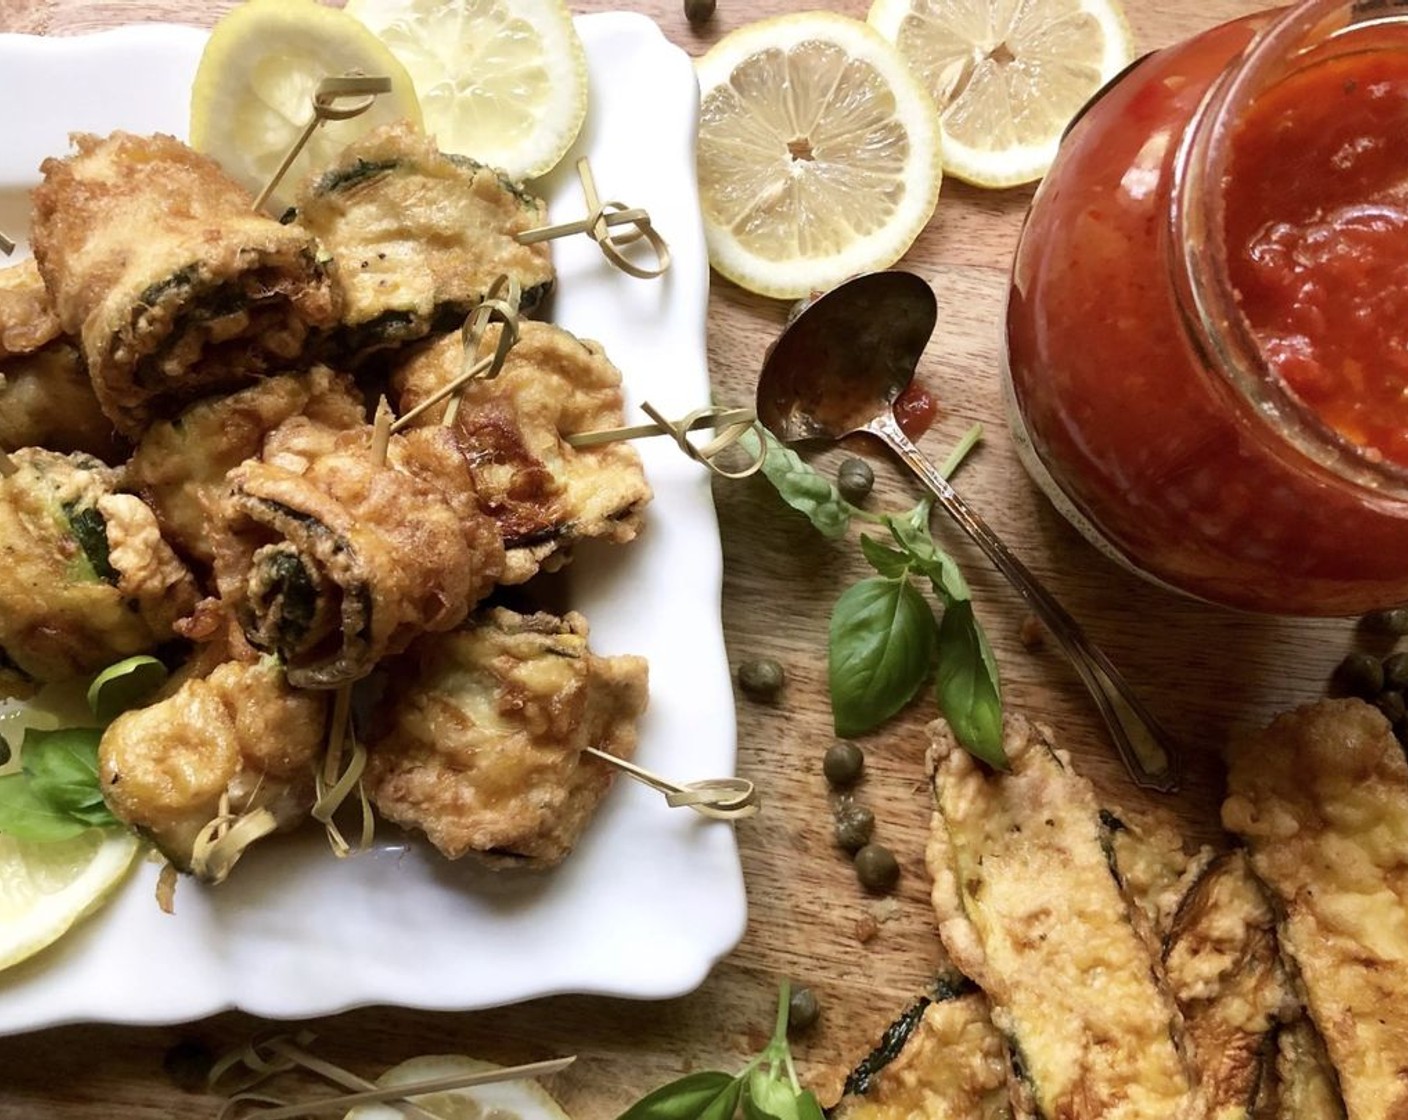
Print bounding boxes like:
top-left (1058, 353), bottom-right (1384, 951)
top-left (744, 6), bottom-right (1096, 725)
top-left (99, 657), bottom-right (327, 875)
top-left (126, 366), bottom-right (364, 565)
top-left (926, 715), bottom-right (1196, 1120)
top-left (1163, 851), bottom-right (1298, 1120)
top-left (393, 320), bottom-right (652, 583)
top-left (832, 989), bottom-right (1012, 1120)
top-left (30, 131), bottom-right (339, 436)
top-left (0, 449), bottom-right (197, 697)
top-left (366, 608), bottom-right (649, 868)
top-left (1275, 1017), bottom-right (1347, 1119)
top-left (294, 120), bottom-right (554, 361)
top-left (218, 422), bottom-right (504, 688)
top-left (1223, 699), bottom-right (1408, 1120)
top-left (0, 259), bottom-right (63, 357)
top-left (0, 339), bottom-right (125, 460)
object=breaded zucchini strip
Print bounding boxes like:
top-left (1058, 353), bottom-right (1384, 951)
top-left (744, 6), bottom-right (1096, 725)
top-left (1223, 699), bottom-right (1408, 1120)
top-left (831, 978), bottom-right (1012, 1120)
top-left (1163, 851), bottom-right (1297, 1120)
top-left (31, 131), bottom-right (338, 436)
top-left (293, 121), bottom-right (554, 362)
top-left (926, 715), bottom-right (1194, 1120)
top-left (1273, 1017), bottom-right (1346, 1120)
top-left (0, 259), bottom-right (62, 358)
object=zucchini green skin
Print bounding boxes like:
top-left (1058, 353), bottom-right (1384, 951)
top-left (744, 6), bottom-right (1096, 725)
top-left (64, 502), bottom-right (117, 584)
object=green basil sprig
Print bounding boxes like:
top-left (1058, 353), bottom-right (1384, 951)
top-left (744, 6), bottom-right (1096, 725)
top-left (615, 984), bottom-right (820, 1120)
top-left (748, 428), bottom-right (1006, 767)
top-left (0, 727), bottom-right (120, 841)
top-left (86, 654), bottom-right (168, 723)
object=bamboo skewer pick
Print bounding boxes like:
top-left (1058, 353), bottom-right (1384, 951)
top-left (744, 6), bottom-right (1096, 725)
top-left (0, 231), bottom-right (15, 255)
top-left (254, 75), bottom-right (391, 212)
top-left (567, 403), bottom-right (767, 479)
top-left (585, 747), bottom-right (760, 820)
top-left (517, 157), bottom-right (671, 279)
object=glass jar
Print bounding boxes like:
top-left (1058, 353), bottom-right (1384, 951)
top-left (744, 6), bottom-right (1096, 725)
top-left (1004, 0), bottom-right (1408, 615)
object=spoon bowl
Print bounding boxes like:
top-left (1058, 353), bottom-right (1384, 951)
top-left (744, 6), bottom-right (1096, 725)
top-left (757, 270), bottom-right (1180, 792)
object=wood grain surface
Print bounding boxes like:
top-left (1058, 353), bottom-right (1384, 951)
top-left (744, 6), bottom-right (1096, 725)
top-left (0, 1), bottom-right (1356, 1117)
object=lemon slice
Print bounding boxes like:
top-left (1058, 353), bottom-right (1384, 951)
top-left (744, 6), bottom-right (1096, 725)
top-left (344, 0), bottom-right (588, 180)
top-left (867, 0), bottom-right (1134, 188)
top-left (0, 829), bottom-right (139, 972)
top-left (345, 1056), bottom-right (574, 1120)
top-left (189, 0), bottom-right (423, 212)
top-left (695, 13), bottom-right (942, 300)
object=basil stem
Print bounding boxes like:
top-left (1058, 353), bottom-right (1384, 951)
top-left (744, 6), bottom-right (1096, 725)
top-left (829, 577), bottom-right (937, 738)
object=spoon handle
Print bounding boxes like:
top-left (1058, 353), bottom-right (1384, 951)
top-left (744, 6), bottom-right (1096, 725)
top-left (867, 413), bottom-right (1180, 792)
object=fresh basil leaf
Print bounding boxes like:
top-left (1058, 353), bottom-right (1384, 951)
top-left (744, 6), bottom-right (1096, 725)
top-left (616, 1072), bottom-right (741, 1120)
top-left (0, 775), bottom-right (92, 842)
top-left (829, 577), bottom-right (937, 738)
top-left (743, 1072), bottom-right (801, 1120)
top-left (22, 727), bottom-right (114, 822)
top-left (87, 655), bottom-right (168, 722)
top-left (698, 1076), bottom-right (744, 1120)
top-left (885, 511), bottom-right (971, 604)
top-left (792, 1091), bottom-right (825, 1120)
top-left (859, 535), bottom-right (910, 579)
top-left (935, 600), bottom-right (1006, 768)
top-left (740, 429), bottom-right (852, 539)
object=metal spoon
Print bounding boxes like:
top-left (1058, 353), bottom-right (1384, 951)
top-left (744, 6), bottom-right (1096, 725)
top-left (756, 270), bottom-right (1179, 792)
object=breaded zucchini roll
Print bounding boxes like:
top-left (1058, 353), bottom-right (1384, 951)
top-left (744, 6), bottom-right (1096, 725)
top-left (393, 321), bottom-right (652, 583)
top-left (0, 260), bottom-right (120, 460)
top-left (0, 449), bottom-right (198, 698)
top-left (30, 131), bottom-right (339, 436)
top-left (216, 420), bottom-right (504, 688)
top-left (366, 608), bottom-right (648, 868)
top-left (99, 656), bottom-right (328, 878)
top-left (293, 121), bottom-right (554, 362)
top-left (126, 365), bottom-right (364, 566)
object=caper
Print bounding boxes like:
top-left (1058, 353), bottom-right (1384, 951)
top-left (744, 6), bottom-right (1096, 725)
top-left (1362, 607), bottom-right (1408, 636)
top-left (854, 843), bottom-right (900, 893)
top-left (1384, 652), bottom-right (1408, 691)
top-left (1376, 690), bottom-right (1408, 727)
top-left (737, 657), bottom-right (784, 701)
top-left (1332, 651), bottom-right (1384, 699)
top-left (0, 734), bottom-right (10, 769)
top-left (823, 741), bottom-right (864, 787)
top-left (162, 1039), bottom-right (214, 1094)
top-left (836, 457), bottom-right (875, 504)
top-left (787, 985), bottom-right (820, 1033)
top-left (683, 0), bottom-right (715, 24)
top-left (834, 803), bottom-right (875, 853)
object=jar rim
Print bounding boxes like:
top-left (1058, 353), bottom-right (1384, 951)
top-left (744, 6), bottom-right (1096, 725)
top-left (1170, 0), bottom-right (1408, 506)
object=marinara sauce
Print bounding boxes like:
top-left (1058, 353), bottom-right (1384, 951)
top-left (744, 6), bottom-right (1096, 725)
top-left (1005, 1), bottom-right (1408, 614)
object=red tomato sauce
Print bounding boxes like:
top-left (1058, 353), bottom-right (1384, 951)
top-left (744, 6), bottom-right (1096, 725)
top-left (1224, 49), bottom-right (1408, 466)
top-left (1005, 13), bottom-right (1408, 614)
top-left (893, 382), bottom-right (938, 441)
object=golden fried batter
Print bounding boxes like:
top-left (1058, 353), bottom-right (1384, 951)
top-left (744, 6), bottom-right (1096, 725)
top-left (99, 657), bottom-right (328, 876)
top-left (393, 320), bottom-right (652, 583)
top-left (31, 131), bottom-right (338, 435)
top-left (1275, 1017), bottom-right (1347, 1119)
top-left (218, 421), bottom-right (504, 688)
top-left (1223, 699), bottom-right (1408, 1120)
top-left (0, 449), bottom-right (198, 697)
top-left (294, 120), bottom-right (554, 361)
top-left (0, 258), bottom-right (63, 358)
top-left (366, 608), bottom-right (649, 868)
top-left (0, 340), bottom-right (124, 460)
top-left (926, 715), bottom-right (1195, 1120)
top-left (126, 365), bottom-right (364, 565)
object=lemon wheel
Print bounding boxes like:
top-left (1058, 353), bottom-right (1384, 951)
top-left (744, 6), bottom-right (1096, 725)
top-left (345, 0), bottom-right (588, 180)
top-left (867, 0), bottom-right (1135, 188)
top-left (695, 12), bottom-right (943, 300)
top-left (345, 1056), bottom-right (574, 1120)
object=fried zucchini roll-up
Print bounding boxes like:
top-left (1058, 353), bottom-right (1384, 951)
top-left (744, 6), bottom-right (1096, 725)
top-left (926, 715), bottom-right (1196, 1120)
top-left (30, 131), bottom-right (339, 436)
top-left (0, 449), bottom-right (198, 699)
top-left (366, 608), bottom-right (649, 868)
top-left (393, 321), bottom-right (652, 583)
top-left (218, 422), bottom-right (503, 688)
top-left (294, 121), bottom-right (554, 361)
top-left (1163, 851), bottom-right (1298, 1120)
top-left (99, 657), bottom-right (327, 876)
top-left (126, 366), bottom-right (364, 565)
top-left (1223, 699), bottom-right (1408, 1120)
top-left (0, 258), bottom-right (63, 358)
top-left (833, 980), bottom-right (1012, 1120)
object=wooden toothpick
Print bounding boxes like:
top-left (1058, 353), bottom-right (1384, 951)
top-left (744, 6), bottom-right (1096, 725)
top-left (0, 232), bottom-right (15, 256)
top-left (567, 403), bottom-right (766, 479)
